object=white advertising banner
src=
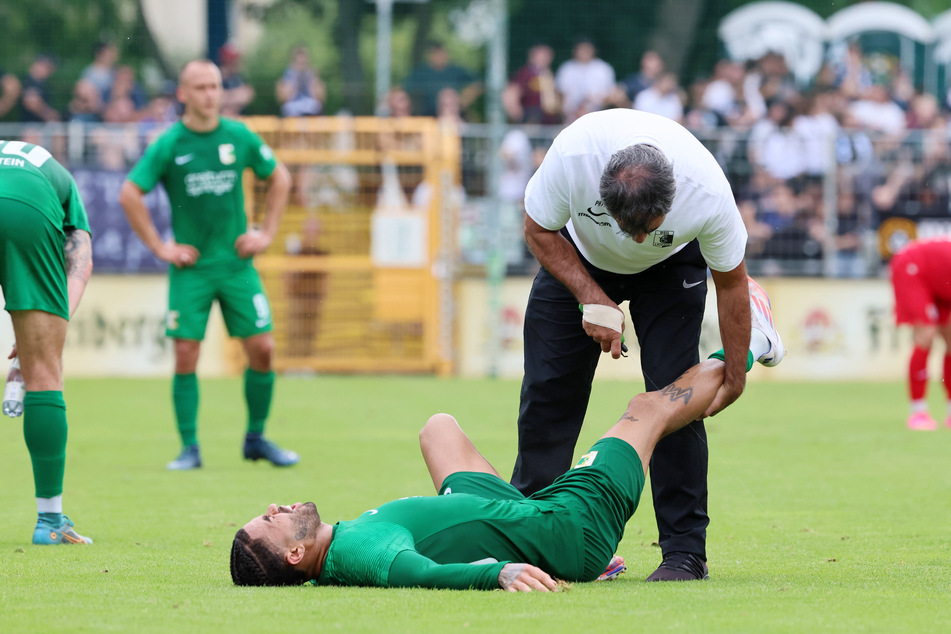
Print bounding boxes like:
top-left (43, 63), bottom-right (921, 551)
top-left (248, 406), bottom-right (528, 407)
top-left (458, 277), bottom-right (912, 382)
top-left (0, 275), bottom-right (229, 378)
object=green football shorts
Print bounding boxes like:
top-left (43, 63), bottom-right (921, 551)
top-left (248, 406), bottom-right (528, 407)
top-left (438, 437), bottom-right (645, 582)
top-left (166, 262), bottom-right (273, 340)
top-left (0, 199), bottom-right (69, 319)
top-left (531, 437), bottom-right (645, 580)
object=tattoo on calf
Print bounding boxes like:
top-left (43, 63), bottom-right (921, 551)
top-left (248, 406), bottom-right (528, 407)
top-left (660, 382), bottom-right (693, 405)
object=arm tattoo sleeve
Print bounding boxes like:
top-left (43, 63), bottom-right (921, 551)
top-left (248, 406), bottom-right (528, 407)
top-left (64, 229), bottom-right (93, 280)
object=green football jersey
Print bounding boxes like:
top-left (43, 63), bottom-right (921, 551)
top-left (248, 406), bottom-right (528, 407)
top-left (0, 140), bottom-right (90, 235)
top-left (316, 493), bottom-right (585, 589)
top-left (127, 118), bottom-right (277, 269)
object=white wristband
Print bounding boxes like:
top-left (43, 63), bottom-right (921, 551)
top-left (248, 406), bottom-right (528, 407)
top-left (582, 304), bottom-right (624, 333)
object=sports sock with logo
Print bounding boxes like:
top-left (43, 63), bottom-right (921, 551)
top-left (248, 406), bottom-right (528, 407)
top-left (909, 346), bottom-right (929, 401)
top-left (245, 368), bottom-right (274, 436)
top-left (23, 391), bottom-right (67, 499)
top-left (707, 349), bottom-right (754, 372)
top-left (173, 373), bottom-right (199, 447)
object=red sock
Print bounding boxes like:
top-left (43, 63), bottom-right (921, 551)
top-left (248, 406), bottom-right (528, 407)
top-left (944, 354), bottom-right (951, 400)
top-left (909, 346), bottom-right (929, 400)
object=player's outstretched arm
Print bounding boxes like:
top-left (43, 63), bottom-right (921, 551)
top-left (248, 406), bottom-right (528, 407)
top-left (63, 229), bottom-right (93, 317)
top-left (498, 563), bottom-right (558, 592)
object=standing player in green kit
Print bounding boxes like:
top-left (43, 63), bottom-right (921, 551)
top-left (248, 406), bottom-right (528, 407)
top-left (120, 59), bottom-right (296, 470)
top-left (0, 140), bottom-right (94, 544)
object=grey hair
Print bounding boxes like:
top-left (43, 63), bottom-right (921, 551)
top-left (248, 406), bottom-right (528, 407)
top-left (598, 144), bottom-right (676, 237)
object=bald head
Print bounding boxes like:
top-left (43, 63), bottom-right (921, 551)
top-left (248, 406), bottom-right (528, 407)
top-left (177, 59), bottom-right (223, 128)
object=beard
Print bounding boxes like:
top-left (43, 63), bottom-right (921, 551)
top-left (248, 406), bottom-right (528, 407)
top-left (292, 502), bottom-right (320, 541)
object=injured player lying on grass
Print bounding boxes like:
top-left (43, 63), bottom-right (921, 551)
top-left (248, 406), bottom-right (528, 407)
top-left (230, 277), bottom-right (784, 591)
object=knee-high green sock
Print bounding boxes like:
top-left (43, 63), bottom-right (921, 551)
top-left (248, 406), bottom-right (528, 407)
top-left (23, 391), bottom-right (67, 499)
top-left (173, 373), bottom-right (199, 447)
top-left (708, 349), bottom-right (755, 372)
top-left (244, 368), bottom-right (274, 436)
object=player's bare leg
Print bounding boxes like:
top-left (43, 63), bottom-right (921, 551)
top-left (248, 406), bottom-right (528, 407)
top-left (241, 332), bottom-right (297, 466)
top-left (10, 310), bottom-right (91, 544)
top-left (602, 359), bottom-right (726, 474)
top-left (419, 413), bottom-right (501, 491)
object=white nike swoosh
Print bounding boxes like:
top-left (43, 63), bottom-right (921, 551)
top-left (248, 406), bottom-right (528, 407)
top-left (174, 154), bottom-right (194, 165)
top-left (683, 279), bottom-right (704, 289)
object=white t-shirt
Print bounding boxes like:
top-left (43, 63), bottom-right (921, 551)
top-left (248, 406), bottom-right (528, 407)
top-left (524, 109), bottom-right (747, 274)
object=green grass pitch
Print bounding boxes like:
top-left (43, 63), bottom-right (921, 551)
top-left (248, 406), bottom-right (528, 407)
top-left (1, 375), bottom-right (949, 632)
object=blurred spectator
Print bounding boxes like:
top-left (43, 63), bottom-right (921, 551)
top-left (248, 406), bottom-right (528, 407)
top-left (682, 76), bottom-right (724, 132)
top-left (219, 43), bottom-right (255, 117)
top-left (849, 84), bottom-right (906, 137)
top-left (0, 66), bottom-right (21, 119)
top-left (754, 52), bottom-right (799, 105)
top-left (139, 80), bottom-right (180, 137)
top-left (81, 41), bottom-right (119, 111)
top-left (754, 101), bottom-right (805, 182)
top-left (701, 59), bottom-right (760, 128)
top-left (611, 49), bottom-right (664, 108)
top-left (402, 41), bottom-right (482, 118)
top-left (20, 54), bottom-right (60, 122)
top-left (502, 43), bottom-right (560, 124)
top-left (793, 90), bottom-right (840, 177)
top-left (284, 217), bottom-right (328, 360)
top-left (378, 86), bottom-right (412, 118)
top-left (436, 87), bottom-right (466, 130)
top-left (101, 65), bottom-right (148, 124)
top-left (68, 79), bottom-right (102, 123)
top-left (834, 41), bottom-right (873, 100)
top-left (276, 45), bottom-right (326, 117)
top-left (632, 71), bottom-right (683, 123)
top-left (555, 36), bottom-right (615, 123)
top-left (830, 177), bottom-right (872, 278)
top-left (906, 93), bottom-right (940, 130)
top-left (757, 182), bottom-right (824, 263)
top-left (499, 127), bottom-right (534, 204)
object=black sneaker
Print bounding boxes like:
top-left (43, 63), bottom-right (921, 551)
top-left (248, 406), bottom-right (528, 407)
top-left (243, 435), bottom-right (300, 467)
top-left (645, 552), bottom-right (709, 581)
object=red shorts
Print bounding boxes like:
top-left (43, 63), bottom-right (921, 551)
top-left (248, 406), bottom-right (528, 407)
top-left (889, 240), bottom-right (951, 325)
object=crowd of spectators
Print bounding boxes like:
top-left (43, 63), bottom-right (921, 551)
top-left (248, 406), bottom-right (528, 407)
top-left (4, 35), bottom-right (951, 276)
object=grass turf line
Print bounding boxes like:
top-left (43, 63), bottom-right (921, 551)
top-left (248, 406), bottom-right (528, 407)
top-left (0, 376), bottom-right (949, 632)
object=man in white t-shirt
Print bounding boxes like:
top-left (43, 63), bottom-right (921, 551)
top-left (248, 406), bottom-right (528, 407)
top-left (514, 109), bottom-right (751, 582)
top-left (555, 37), bottom-right (616, 124)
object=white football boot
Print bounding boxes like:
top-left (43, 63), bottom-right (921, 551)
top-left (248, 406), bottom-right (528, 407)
top-left (748, 276), bottom-right (785, 367)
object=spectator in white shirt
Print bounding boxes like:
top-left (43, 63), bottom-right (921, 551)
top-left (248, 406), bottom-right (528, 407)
top-left (555, 37), bottom-right (615, 124)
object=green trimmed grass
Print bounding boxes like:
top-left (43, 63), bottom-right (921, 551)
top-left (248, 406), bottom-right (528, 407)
top-left (1, 376), bottom-right (949, 632)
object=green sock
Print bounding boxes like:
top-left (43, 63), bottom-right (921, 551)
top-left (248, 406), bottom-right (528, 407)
top-left (244, 368), bottom-right (274, 436)
top-left (708, 349), bottom-right (755, 372)
top-left (173, 373), bottom-right (199, 447)
top-left (23, 391), bottom-right (67, 499)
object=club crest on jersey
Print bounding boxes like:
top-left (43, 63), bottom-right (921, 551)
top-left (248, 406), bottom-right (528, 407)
top-left (573, 450), bottom-right (598, 469)
top-left (653, 230), bottom-right (674, 247)
top-left (218, 143), bottom-right (236, 165)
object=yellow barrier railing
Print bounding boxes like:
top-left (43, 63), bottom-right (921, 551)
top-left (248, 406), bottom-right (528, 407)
top-left (241, 116), bottom-right (460, 376)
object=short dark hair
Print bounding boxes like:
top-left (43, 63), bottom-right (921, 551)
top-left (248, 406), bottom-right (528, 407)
top-left (230, 528), bottom-right (310, 587)
top-left (599, 144), bottom-right (676, 237)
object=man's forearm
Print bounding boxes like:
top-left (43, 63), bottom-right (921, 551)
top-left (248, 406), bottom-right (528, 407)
top-left (118, 181), bottom-right (164, 254)
top-left (260, 164), bottom-right (291, 238)
top-left (716, 272), bottom-right (751, 388)
top-left (527, 228), bottom-right (611, 305)
top-left (64, 229), bottom-right (93, 317)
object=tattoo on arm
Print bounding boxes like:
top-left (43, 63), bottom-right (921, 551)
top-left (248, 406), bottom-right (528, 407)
top-left (64, 229), bottom-right (93, 280)
top-left (498, 563), bottom-right (524, 589)
top-left (660, 381), bottom-right (693, 405)
top-left (620, 414), bottom-right (639, 423)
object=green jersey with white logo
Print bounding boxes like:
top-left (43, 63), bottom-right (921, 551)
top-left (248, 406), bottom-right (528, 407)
top-left (0, 140), bottom-right (90, 235)
top-left (316, 493), bottom-right (585, 589)
top-left (127, 118), bottom-right (277, 270)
